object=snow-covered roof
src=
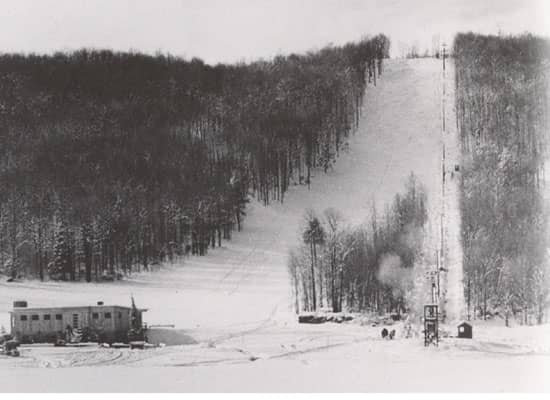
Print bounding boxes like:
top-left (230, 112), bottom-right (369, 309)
top-left (10, 304), bottom-right (146, 313)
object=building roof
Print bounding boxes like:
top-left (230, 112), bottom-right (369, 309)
top-left (10, 305), bottom-right (146, 313)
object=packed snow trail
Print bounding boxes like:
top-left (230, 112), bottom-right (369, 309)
top-left (1, 321), bottom-right (549, 392)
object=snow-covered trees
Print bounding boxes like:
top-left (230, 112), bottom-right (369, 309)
top-left (454, 33), bottom-right (550, 324)
top-left (49, 214), bottom-right (69, 281)
top-left (0, 36), bottom-right (390, 281)
top-left (302, 210), bottom-right (326, 311)
top-left (289, 174), bottom-right (427, 314)
top-left (323, 208), bottom-right (350, 313)
top-left (532, 259), bottom-right (550, 324)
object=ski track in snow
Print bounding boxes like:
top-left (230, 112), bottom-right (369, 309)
top-left (0, 59), bottom-right (549, 392)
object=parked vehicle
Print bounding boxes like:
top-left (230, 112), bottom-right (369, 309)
top-left (0, 334), bottom-right (20, 357)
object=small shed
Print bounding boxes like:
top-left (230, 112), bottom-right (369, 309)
top-left (457, 322), bottom-right (472, 339)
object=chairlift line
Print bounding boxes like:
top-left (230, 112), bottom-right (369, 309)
top-left (434, 43), bottom-right (448, 314)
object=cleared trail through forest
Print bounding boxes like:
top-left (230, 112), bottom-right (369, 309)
top-left (0, 58), bottom-right (444, 338)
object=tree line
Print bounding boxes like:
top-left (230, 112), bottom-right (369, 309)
top-left (454, 33), bottom-right (550, 324)
top-left (288, 174), bottom-right (427, 314)
top-left (0, 35), bottom-right (391, 282)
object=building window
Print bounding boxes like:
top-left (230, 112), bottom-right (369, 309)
top-left (31, 315), bottom-right (39, 321)
top-left (72, 314), bottom-right (79, 328)
top-left (55, 314), bottom-right (62, 320)
top-left (92, 313), bottom-right (99, 319)
top-left (44, 314), bottom-right (51, 321)
top-left (104, 312), bottom-right (112, 319)
top-left (20, 315), bottom-right (27, 321)
top-left (118, 312), bottom-right (122, 319)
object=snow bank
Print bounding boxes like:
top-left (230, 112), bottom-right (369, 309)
top-left (146, 328), bottom-right (198, 346)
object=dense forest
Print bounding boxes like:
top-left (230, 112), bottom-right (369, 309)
top-left (454, 33), bottom-right (550, 324)
top-left (288, 174), bottom-right (427, 314)
top-left (0, 35), bottom-right (391, 282)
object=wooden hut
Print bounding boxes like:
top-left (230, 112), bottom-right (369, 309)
top-left (457, 321), bottom-right (473, 339)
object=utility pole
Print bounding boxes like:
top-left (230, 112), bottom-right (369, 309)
top-left (442, 42), bottom-right (447, 73)
top-left (427, 41), bottom-right (450, 321)
top-left (439, 42), bottom-right (448, 320)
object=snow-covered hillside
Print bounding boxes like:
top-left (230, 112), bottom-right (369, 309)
top-left (1, 59), bottom-right (548, 392)
top-left (0, 58), bottom-right (445, 332)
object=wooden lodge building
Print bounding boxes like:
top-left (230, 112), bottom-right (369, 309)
top-left (9, 301), bottom-right (145, 344)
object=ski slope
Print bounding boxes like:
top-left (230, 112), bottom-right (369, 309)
top-left (0, 58), bottom-right (445, 333)
top-left (1, 58), bottom-right (548, 392)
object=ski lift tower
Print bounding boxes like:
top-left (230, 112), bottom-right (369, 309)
top-left (424, 304), bottom-right (439, 346)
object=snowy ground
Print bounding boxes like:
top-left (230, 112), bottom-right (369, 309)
top-left (0, 59), bottom-right (549, 392)
top-left (1, 319), bottom-right (549, 392)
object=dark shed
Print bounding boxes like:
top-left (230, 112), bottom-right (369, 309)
top-left (457, 322), bottom-right (472, 338)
